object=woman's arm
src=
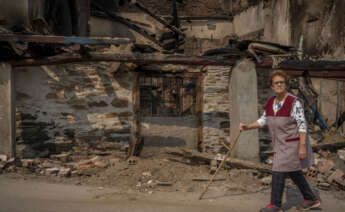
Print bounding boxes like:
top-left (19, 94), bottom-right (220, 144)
top-left (299, 132), bottom-right (307, 159)
top-left (291, 99), bottom-right (308, 159)
top-left (239, 121), bottom-right (261, 131)
top-left (239, 111), bottom-right (266, 131)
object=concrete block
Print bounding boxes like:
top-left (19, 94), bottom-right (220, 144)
top-left (229, 59), bottom-right (259, 162)
top-left (0, 63), bottom-right (15, 157)
top-left (0, 154), bottom-right (8, 162)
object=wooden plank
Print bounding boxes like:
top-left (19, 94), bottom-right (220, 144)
top-left (164, 147), bottom-right (272, 173)
top-left (261, 140), bottom-right (345, 157)
top-left (196, 75), bottom-right (204, 152)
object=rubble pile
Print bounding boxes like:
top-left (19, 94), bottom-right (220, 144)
top-left (0, 142), bottom-right (344, 194)
top-left (307, 149), bottom-right (345, 191)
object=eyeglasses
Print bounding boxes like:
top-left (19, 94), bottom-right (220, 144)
top-left (272, 81), bottom-right (286, 86)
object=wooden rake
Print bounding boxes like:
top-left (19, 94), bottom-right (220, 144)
top-left (198, 131), bottom-right (241, 200)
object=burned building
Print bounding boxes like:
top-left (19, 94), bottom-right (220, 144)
top-left (0, 0), bottom-right (344, 165)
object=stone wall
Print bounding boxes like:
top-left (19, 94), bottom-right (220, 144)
top-left (202, 66), bottom-right (230, 153)
top-left (14, 62), bottom-right (134, 158)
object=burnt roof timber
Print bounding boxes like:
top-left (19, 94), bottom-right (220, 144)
top-left (10, 53), bottom-right (237, 67)
top-left (162, 16), bottom-right (234, 21)
top-left (8, 53), bottom-right (345, 78)
top-left (0, 34), bottom-right (132, 45)
top-left (133, 1), bottom-right (185, 36)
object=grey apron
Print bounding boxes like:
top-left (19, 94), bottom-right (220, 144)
top-left (265, 94), bottom-right (314, 172)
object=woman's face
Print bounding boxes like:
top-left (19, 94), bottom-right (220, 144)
top-left (271, 75), bottom-right (287, 95)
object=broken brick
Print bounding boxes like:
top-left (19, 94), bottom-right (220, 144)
top-left (94, 161), bottom-right (108, 168)
top-left (21, 159), bottom-right (35, 168)
top-left (79, 163), bottom-right (96, 169)
top-left (328, 169), bottom-right (344, 184)
top-left (45, 167), bottom-right (60, 175)
top-left (318, 160), bottom-right (335, 174)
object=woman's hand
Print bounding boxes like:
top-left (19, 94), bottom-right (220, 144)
top-left (239, 123), bottom-right (248, 132)
top-left (299, 144), bottom-right (307, 160)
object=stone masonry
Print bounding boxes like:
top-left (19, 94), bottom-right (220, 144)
top-left (14, 62), bottom-right (134, 158)
top-left (202, 66), bottom-right (231, 154)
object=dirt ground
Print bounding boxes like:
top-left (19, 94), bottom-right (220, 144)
top-left (1, 172), bottom-right (345, 212)
top-left (8, 147), bottom-right (266, 195)
top-left (1, 139), bottom-right (345, 212)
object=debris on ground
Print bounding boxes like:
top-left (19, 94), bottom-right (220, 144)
top-left (1, 137), bottom-right (345, 194)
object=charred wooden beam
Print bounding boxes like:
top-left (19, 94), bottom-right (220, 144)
top-left (162, 16), bottom-right (234, 21)
top-left (9, 53), bottom-right (345, 78)
top-left (140, 64), bottom-right (202, 73)
top-left (0, 34), bottom-right (132, 45)
top-left (260, 57), bottom-right (345, 71)
top-left (260, 58), bottom-right (345, 78)
top-left (132, 1), bottom-right (185, 36)
top-left (91, 3), bottom-right (164, 50)
top-left (10, 53), bottom-right (237, 67)
top-left (165, 147), bottom-right (272, 173)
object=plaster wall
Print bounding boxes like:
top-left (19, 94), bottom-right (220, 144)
top-left (183, 20), bottom-right (234, 40)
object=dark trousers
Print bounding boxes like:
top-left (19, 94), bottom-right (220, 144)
top-left (271, 171), bottom-right (316, 207)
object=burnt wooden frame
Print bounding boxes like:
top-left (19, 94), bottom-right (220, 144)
top-left (134, 71), bottom-right (204, 150)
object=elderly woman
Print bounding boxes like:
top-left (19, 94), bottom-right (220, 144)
top-left (239, 70), bottom-right (320, 212)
